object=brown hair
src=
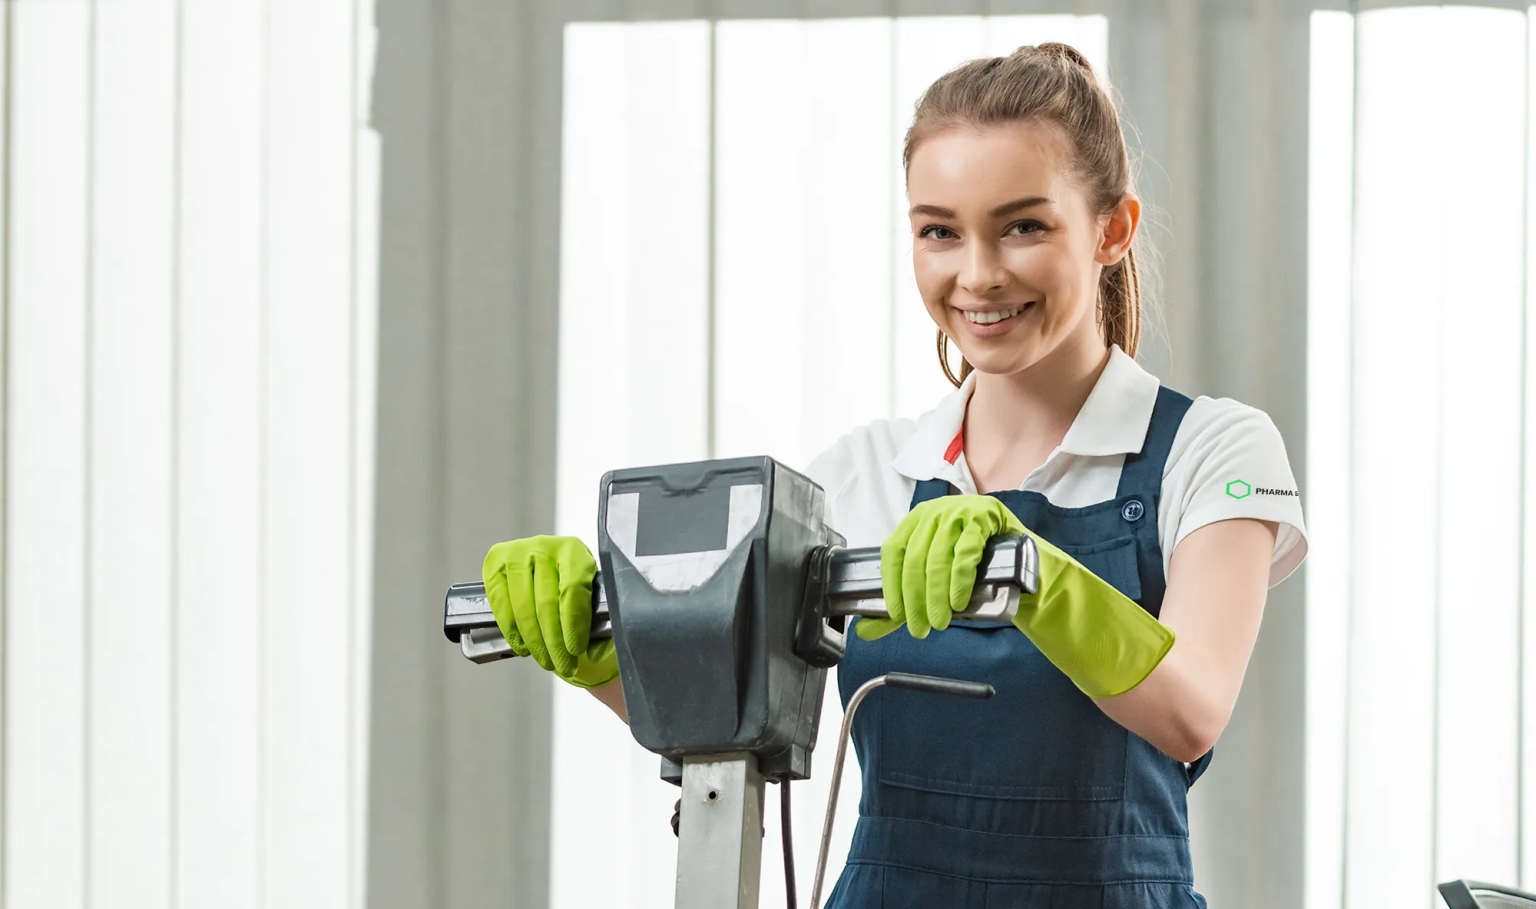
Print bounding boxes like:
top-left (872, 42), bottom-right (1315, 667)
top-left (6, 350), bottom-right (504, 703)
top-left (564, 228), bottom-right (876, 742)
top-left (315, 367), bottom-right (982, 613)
top-left (904, 42), bottom-right (1142, 387)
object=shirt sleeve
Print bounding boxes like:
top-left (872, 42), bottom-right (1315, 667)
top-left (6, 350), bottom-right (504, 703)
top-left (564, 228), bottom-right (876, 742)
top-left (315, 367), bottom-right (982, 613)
top-left (803, 435), bottom-right (856, 540)
top-left (1167, 398), bottom-right (1309, 586)
top-left (801, 419), bottom-right (919, 550)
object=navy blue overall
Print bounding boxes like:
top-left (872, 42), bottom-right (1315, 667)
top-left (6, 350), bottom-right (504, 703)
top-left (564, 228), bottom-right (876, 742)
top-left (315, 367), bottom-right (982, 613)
top-left (826, 386), bottom-right (1210, 909)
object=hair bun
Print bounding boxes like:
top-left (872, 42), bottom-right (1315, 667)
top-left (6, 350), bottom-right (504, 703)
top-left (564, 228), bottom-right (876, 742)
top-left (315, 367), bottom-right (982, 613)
top-left (1025, 42), bottom-right (1095, 75)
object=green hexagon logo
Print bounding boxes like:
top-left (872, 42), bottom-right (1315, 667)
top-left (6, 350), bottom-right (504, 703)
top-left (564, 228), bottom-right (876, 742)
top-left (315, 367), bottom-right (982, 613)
top-left (1226, 479), bottom-right (1252, 500)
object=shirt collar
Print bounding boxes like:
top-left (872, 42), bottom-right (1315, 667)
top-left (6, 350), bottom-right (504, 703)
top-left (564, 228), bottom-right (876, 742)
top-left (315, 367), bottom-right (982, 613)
top-left (890, 345), bottom-right (1161, 481)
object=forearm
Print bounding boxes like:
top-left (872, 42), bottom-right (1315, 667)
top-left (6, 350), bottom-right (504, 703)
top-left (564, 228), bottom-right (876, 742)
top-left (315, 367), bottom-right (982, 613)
top-left (1091, 518), bottom-right (1275, 763)
top-left (589, 678), bottom-right (629, 723)
top-left (1092, 642), bottom-right (1238, 763)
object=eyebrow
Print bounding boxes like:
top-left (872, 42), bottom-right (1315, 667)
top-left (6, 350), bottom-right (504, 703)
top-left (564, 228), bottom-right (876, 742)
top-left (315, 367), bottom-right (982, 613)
top-left (909, 196), bottom-right (1053, 219)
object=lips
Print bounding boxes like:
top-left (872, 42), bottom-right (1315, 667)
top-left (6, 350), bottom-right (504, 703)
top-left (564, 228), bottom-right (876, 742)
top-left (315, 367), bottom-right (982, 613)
top-left (960, 304), bottom-right (1028, 325)
top-left (957, 300), bottom-right (1036, 323)
top-left (951, 301), bottom-right (1034, 339)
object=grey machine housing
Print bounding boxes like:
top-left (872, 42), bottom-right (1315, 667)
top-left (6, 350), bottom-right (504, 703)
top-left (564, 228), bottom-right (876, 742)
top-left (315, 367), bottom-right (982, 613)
top-left (596, 456), bottom-right (843, 784)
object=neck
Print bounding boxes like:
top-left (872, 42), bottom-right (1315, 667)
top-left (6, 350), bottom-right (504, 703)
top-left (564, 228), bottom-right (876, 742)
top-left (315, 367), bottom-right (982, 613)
top-left (965, 333), bottom-right (1111, 457)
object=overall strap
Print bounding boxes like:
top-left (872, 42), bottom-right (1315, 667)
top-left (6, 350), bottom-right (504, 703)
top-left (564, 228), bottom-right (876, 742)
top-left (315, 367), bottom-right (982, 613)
top-left (909, 477), bottom-right (957, 510)
top-left (1115, 386), bottom-right (1194, 498)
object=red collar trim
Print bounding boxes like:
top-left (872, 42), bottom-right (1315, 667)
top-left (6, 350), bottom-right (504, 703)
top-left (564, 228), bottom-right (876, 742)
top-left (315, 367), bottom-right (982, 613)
top-left (943, 429), bottom-right (964, 465)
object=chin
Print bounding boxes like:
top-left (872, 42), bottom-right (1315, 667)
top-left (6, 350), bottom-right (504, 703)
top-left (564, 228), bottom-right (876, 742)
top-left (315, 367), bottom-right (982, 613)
top-left (964, 355), bottom-right (1045, 379)
top-left (958, 335), bottom-right (1051, 377)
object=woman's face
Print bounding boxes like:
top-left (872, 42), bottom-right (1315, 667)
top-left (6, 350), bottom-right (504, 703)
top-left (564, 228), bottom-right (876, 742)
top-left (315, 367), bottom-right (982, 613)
top-left (906, 120), bottom-right (1135, 378)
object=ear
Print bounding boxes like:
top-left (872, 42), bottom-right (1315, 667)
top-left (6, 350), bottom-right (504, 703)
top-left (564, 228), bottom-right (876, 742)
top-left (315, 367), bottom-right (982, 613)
top-left (1095, 192), bottom-right (1140, 267)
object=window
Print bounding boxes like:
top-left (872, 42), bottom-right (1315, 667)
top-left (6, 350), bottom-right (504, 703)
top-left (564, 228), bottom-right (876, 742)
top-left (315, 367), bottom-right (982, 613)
top-left (2, 1), bottom-right (377, 904)
top-left (1308, 7), bottom-right (1530, 907)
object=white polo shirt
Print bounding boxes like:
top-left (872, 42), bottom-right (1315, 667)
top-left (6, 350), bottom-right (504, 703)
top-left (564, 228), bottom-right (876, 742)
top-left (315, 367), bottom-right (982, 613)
top-left (803, 345), bottom-right (1308, 586)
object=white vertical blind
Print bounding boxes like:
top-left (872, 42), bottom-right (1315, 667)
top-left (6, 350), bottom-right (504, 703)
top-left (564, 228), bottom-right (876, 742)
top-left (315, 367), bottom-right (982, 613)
top-left (1349, 13), bottom-right (1447, 904)
top-left (0, 0), bottom-right (8, 887)
top-left (2, 1), bottom-right (379, 907)
top-left (176, 0), bottom-right (264, 903)
top-left (90, 1), bottom-right (177, 906)
top-left (795, 18), bottom-right (895, 462)
top-left (553, 20), bottom-right (712, 909)
top-left (713, 19), bottom-right (816, 466)
top-left (1526, 9), bottom-right (1536, 887)
top-left (349, 11), bottom-right (380, 904)
top-left (6, 3), bottom-right (91, 907)
top-left (1309, 6), bottom-right (1530, 906)
top-left (555, 16), bottom-right (1107, 909)
top-left (263, 0), bottom-right (360, 903)
top-left (1428, 6), bottom-right (1525, 888)
top-left (712, 20), bottom-right (897, 905)
top-left (710, 16), bottom-right (896, 465)
top-left (1305, 12), bottom-right (1353, 909)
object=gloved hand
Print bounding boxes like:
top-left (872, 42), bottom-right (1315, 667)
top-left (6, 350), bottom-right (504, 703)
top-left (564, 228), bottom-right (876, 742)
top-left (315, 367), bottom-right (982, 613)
top-left (856, 495), bottom-right (1176, 699)
top-left (481, 535), bottom-right (619, 689)
top-left (857, 495), bottom-right (1026, 640)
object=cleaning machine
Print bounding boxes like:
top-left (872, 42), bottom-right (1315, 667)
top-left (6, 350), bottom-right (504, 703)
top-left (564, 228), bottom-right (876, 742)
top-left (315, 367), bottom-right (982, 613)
top-left (442, 456), bottom-right (1039, 909)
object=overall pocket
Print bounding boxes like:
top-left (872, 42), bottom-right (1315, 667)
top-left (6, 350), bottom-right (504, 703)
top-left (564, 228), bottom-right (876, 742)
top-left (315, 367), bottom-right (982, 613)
top-left (1060, 535), bottom-right (1142, 603)
top-left (875, 536), bottom-right (1144, 802)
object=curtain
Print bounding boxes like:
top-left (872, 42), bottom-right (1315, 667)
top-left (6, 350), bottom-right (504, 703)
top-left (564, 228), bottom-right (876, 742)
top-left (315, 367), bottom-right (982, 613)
top-left (2, 0), bottom-right (377, 907)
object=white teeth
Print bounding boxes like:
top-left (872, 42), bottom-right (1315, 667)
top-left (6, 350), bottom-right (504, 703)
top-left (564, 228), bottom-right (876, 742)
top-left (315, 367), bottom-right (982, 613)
top-left (963, 305), bottom-right (1025, 325)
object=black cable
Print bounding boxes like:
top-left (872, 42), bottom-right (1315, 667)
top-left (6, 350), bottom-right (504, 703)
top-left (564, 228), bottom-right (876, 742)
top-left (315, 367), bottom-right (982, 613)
top-left (782, 779), bottom-right (797, 909)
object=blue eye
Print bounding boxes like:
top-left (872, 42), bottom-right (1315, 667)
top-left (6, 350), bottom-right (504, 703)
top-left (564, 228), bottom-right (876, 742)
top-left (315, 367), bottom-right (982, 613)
top-left (918, 225), bottom-right (957, 240)
top-left (1008, 220), bottom-right (1045, 236)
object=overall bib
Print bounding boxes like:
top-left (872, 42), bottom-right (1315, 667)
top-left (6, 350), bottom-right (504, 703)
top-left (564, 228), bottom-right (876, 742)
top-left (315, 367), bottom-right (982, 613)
top-left (826, 386), bottom-right (1211, 909)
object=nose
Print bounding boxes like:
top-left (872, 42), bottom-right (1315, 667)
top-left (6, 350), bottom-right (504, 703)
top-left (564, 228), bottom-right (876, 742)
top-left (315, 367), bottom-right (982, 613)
top-left (957, 239), bottom-right (1009, 297)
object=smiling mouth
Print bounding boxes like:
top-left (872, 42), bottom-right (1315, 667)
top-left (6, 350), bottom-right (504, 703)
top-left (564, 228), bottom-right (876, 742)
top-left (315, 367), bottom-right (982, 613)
top-left (959, 302), bottom-right (1033, 325)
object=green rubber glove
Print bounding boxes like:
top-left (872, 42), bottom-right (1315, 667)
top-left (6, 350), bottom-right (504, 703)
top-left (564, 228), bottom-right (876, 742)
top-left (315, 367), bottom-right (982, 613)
top-left (481, 535), bottom-right (619, 689)
top-left (856, 495), bottom-right (1176, 699)
top-left (857, 495), bottom-right (1027, 641)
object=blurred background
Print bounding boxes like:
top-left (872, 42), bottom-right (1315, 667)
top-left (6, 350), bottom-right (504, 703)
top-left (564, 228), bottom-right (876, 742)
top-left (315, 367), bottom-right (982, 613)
top-left (0, 0), bottom-right (1524, 907)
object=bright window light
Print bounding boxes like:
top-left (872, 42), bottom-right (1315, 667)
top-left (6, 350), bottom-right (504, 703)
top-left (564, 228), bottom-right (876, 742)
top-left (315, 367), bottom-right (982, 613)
top-left (3, 2), bottom-right (373, 905)
top-left (712, 20), bottom-right (898, 902)
top-left (713, 17), bottom-right (894, 471)
top-left (1309, 7), bottom-right (1529, 906)
top-left (349, 9), bottom-right (382, 903)
top-left (554, 21), bottom-right (711, 909)
top-left (5, 2), bottom-right (91, 905)
top-left (1526, 10), bottom-right (1536, 887)
top-left (262, 0), bottom-right (362, 902)
top-left (1306, 12), bottom-right (1352, 909)
top-left (1425, 6), bottom-right (1525, 890)
top-left (89, 0), bottom-right (176, 903)
top-left (175, 0), bottom-right (265, 903)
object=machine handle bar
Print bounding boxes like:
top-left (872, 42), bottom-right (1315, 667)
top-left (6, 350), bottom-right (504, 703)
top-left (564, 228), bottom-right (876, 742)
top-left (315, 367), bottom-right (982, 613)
top-left (443, 535), bottom-right (1038, 663)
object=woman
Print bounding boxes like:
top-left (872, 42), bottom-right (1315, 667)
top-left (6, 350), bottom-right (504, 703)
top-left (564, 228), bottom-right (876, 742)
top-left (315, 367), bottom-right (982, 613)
top-left (484, 43), bottom-right (1307, 908)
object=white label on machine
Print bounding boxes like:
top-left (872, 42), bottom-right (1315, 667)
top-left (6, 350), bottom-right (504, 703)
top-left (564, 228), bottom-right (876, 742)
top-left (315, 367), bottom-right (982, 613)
top-left (605, 483), bottom-right (763, 592)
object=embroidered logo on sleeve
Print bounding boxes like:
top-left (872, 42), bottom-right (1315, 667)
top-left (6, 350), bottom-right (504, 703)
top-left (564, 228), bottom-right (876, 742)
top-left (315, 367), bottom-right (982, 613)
top-left (1227, 479), bottom-right (1298, 500)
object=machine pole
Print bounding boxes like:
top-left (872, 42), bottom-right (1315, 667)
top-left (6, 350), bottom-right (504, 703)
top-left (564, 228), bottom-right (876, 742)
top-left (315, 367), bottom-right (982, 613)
top-left (675, 753), bottom-right (766, 909)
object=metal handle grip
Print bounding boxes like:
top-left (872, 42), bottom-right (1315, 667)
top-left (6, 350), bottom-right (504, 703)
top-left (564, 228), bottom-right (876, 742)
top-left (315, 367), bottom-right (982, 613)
top-left (443, 581), bottom-right (611, 663)
top-left (822, 533), bottom-right (1036, 625)
top-left (882, 672), bottom-right (994, 700)
top-left (444, 535), bottom-right (1038, 664)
